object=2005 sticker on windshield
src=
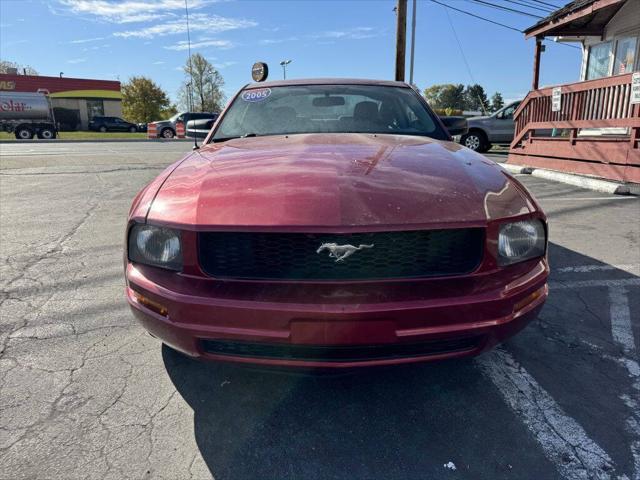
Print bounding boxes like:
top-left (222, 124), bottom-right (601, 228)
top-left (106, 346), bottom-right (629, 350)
top-left (242, 88), bottom-right (271, 102)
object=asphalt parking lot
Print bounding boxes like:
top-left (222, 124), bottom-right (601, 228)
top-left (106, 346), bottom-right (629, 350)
top-left (1, 141), bottom-right (639, 480)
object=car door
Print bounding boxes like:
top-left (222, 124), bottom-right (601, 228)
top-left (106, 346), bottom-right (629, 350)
top-left (491, 102), bottom-right (520, 143)
top-left (103, 117), bottom-right (116, 131)
top-left (114, 118), bottom-right (128, 131)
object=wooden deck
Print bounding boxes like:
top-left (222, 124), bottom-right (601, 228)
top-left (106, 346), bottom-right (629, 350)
top-left (508, 73), bottom-right (640, 184)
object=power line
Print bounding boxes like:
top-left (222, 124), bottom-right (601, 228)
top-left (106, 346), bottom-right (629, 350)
top-left (430, 0), bottom-right (524, 33)
top-left (502, 0), bottom-right (554, 14)
top-left (431, 0), bottom-right (582, 50)
top-left (467, 0), bottom-right (544, 19)
top-left (442, 6), bottom-right (488, 114)
top-left (530, 0), bottom-right (563, 9)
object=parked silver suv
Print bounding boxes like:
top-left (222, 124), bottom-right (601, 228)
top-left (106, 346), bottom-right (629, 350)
top-left (459, 100), bottom-right (521, 152)
top-left (153, 111), bottom-right (218, 139)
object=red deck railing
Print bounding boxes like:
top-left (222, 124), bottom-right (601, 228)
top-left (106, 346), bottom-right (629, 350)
top-left (508, 73), bottom-right (640, 183)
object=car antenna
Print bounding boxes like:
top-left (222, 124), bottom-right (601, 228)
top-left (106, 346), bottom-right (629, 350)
top-left (184, 0), bottom-right (199, 150)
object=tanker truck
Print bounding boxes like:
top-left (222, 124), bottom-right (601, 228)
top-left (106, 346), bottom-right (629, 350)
top-left (0, 91), bottom-right (57, 140)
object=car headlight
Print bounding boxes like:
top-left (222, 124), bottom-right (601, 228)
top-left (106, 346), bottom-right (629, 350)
top-left (128, 224), bottom-right (182, 271)
top-left (498, 219), bottom-right (546, 266)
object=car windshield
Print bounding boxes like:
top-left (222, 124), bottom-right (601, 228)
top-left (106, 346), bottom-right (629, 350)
top-left (212, 84), bottom-right (448, 141)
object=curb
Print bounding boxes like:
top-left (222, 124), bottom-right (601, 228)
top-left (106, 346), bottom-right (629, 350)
top-left (0, 138), bottom-right (193, 144)
top-left (531, 169), bottom-right (631, 195)
top-left (500, 164), bottom-right (535, 175)
top-left (500, 164), bottom-right (635, 196)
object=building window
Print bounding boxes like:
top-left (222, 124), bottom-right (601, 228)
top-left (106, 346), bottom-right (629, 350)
top-left (586, 41), bottom-right (612, 80)
top-left (86, 99), bottom-right (104, 120)
top-left (613, 36), bottom-right (638, 75)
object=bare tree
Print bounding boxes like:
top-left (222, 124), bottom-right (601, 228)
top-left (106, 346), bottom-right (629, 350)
top-left (177, 53), bottom-right (225, 112)
top-left (0, 60), bottom-right (38, 75)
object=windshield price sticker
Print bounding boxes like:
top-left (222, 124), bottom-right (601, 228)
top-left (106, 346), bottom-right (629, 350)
top-left (242, 88), bottom-right (271, 102)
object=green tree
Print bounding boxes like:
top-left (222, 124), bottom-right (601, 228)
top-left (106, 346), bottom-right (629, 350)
top-left (490, 92), bottom-right (505, 112)
top-left (177, 53), bottom-right (225, 112)
top-left (160, 104), bottom-right (178, 119)
top-left (121, 76), bottom-right (171, 123)
top-left (423, 84), bottom-right (465, 110)
top-left (0, 60), bottom-right (38, 75)
top-left (464, 84), bottom-right (489, 113)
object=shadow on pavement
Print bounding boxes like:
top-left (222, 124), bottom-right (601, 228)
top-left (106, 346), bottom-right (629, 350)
top-left (163, 348), bottom-right (556, 480)
top-left (162, 242), bottom-right (638, 480)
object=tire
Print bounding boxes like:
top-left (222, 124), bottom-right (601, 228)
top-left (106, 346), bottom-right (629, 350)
top-left (461, 130), bottom-right (488, 152)
top-left (129, 126), bottom-right (137, 133)
top-left (15, 127), bottom-right (34, 140)
top-left (37, 128), bottom-right (56, 140)
top-left (99, 125), bottom-right (107, 133)
top-left (161, 128), bottom-right (175, 139)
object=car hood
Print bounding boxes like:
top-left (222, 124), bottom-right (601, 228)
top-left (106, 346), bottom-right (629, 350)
top-left (146, 133), bottom-right (534, 228)
top-left (467, 115), bottom-right (491, 123)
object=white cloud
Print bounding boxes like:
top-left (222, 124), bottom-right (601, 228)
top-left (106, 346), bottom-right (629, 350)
top-left (164, 38), bottom-right (233, 50)
top-left (116, 13), bottom-right (256, 39)
top-left (260, 27), bottom-right (378, 46)
top-left (70, 36), bottom-right (105, 44)
top-left (316, 27), bottom-right (377, 40)
top-left (153, 61), bottom-right (165, 65)
top-left (57, 0), bottom-right (214, 24)
top-left (3, 39), bottom-right (28, 46)
top-left (81, 43), bottom-right (110, 51)
top-left (259, 36), bottom-right (298, 45)
top-left (67, 58), bottom-right (88, 64)
top-left (213, 61), bottom-right (237, 69)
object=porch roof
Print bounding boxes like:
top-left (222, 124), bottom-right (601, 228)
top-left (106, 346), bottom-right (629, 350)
top-left (524, 0), bottom-right (626, 39)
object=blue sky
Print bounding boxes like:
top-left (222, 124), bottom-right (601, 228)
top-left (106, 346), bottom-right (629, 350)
top-left (0, 0), bottom-right (582, 105)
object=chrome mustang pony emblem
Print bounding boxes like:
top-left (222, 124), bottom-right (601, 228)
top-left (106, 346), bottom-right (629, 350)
top-left (316, 243), bottom-right (374, 262)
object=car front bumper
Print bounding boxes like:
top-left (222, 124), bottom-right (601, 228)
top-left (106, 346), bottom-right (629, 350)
top-left (125, 259), bottom-right (548, 368)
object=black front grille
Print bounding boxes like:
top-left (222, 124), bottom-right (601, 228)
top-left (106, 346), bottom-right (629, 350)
top-left (201, 337), bottom-right (483, 362)
top-left (198, 229), bottom-right (484, 281)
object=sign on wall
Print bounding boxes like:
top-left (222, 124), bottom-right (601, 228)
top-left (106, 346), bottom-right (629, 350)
top-left (551, 87), bottom-right (562, 112)
top-left (631, 72), bottom-right (640, 105)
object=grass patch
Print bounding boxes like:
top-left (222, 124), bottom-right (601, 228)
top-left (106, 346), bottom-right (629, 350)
top-left (0, 131), bottom-right (148, 141)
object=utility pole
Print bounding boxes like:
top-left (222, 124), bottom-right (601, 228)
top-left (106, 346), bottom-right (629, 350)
top-left (532, 37), bottom-right (543, 90)
top-left (395, 0), bottom-right (407, 82)
top-left (409, 0), bottom-right (416, 85)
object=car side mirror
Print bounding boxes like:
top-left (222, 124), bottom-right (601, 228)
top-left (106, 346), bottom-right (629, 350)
top-left (186, 128), bottom-right (209, 139)
top-left (439, 116), bottom-right (468, 137)
top-left (186, 120), bottom-right (212, 139)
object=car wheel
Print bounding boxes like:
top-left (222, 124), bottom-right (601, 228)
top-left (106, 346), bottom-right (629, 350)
top-left (38, 128), bottom-right (56, 140)
top-left (15, 127), bottom-right (34, 140)
top-left (161, 128), bottom-right (175, 139)
top-left (99, 125), bottom-right (107, 133)
top-left (129, 126), bottom-right (137, 133)
top-left (461, 131), bottom-right (487, 152)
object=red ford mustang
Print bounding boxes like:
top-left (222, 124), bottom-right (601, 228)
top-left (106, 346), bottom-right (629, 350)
top-left (125, 79), bottom-right (548, 368)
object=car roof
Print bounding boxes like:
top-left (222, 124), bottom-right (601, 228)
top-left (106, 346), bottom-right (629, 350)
top-left (244, 78), bottom-right (412, 90)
